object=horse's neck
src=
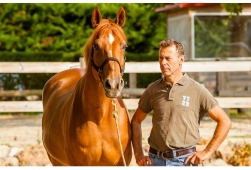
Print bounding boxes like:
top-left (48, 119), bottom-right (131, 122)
top-left (74, 66), bottom-right (113, 118)
top-left (84, 66), bottom-right (109, 100)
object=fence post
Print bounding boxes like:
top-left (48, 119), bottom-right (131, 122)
top-left (79, 58), bottom-right (86, 68)
top-left (216, 71), bottom-right (230, 115)
top-left (129, 73), bottom-right (137, 98)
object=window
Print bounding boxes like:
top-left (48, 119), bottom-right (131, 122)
top-left (192, 13), bottom-right (251, 60)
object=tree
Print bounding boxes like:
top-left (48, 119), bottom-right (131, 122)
top-left (221, 3), bottom-right (243, 17)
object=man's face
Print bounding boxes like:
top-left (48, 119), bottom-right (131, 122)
top-left (158, 45), bottom-right (181, 77)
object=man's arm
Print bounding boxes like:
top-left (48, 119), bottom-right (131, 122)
top-left (184, 105), bottom-right (232, 165)
top-left (131, 107), bottom-right (151, 166)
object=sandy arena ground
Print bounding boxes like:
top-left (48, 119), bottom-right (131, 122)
top-left (0, 113), bottom-right (251, 166)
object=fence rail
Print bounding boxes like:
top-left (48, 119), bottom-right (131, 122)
top-left (0, 60), bottom-right (251, 73)
top-left (0, 60), bottom-right (251, 112)
top-left (1, 97), bottom-right (251, 112)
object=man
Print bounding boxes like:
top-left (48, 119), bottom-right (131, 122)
top-left (131, 39), bottom-right (232, 166)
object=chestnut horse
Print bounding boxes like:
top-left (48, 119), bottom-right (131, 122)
top-left (42, 7), bottom-right (132, 166)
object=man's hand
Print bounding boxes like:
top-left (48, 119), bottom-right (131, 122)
top-left (135, 155), bottom-right (152, 166)
top-left (184, 150), bottom-right (211, 165)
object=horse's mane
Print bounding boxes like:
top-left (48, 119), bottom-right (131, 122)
top-left (82, 19), bottom-right (127, 70)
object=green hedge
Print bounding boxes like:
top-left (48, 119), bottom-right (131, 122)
top-left (0, 3), bottom-right (166, 59)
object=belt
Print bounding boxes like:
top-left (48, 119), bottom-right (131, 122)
top-left (149, 146), bottom-right (196, 159)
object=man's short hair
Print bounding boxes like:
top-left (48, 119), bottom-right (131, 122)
top-left (159, 39), bottom-right (185, 56)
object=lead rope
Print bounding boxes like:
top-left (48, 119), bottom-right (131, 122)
top-left (112, 99), bottom-right (126, 166)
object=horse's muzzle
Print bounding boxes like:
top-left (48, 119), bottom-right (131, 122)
top-left (103, 78), bottom-right (124, 98)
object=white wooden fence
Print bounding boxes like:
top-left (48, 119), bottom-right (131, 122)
top-left (1, 60), bottom-right (251, 73)
top-left (0, 59), bottom-right (251, 112)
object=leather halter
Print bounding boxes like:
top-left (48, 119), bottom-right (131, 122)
top-left (90, 47), bottom-right (126, 82)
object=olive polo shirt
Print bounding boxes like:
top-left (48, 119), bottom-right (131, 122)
top-left (138, 73), bottom-right (218, 151)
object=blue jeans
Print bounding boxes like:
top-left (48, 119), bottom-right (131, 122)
top-left (148, 148), bottom-right (200, 166)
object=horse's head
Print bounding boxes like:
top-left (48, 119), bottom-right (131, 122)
top-left (84, 7), bottom-right (127, 98)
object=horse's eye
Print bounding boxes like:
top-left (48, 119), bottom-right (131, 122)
top-left (122, 44), bottom-right (128, 50)
top-left (92, 43), bottom-right (99, 50)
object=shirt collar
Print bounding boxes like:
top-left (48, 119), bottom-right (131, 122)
top-left (177, 73), bottom-right (190, 85)
top-left (161, 73), bottom-right (189, 88)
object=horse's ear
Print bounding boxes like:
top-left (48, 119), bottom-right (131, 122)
top-left (115, 7), bottom-right (126, 27)
top-left (92, 7), bottom-right (102, 28)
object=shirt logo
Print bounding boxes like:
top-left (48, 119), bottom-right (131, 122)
top-left (182, 96), bottom-right (190, 107)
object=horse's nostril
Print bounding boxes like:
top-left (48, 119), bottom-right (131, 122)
top-left (120, 79), bottom-right (124, 88)
top-left (105, 80), bottom-right (111, 90)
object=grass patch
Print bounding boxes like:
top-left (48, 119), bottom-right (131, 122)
top-left (0, 112), bottom-right (42, 116)
top-left (231, 136), bottom-right (251, 138)
top-left (230, 113), bottom-right (251, 119)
